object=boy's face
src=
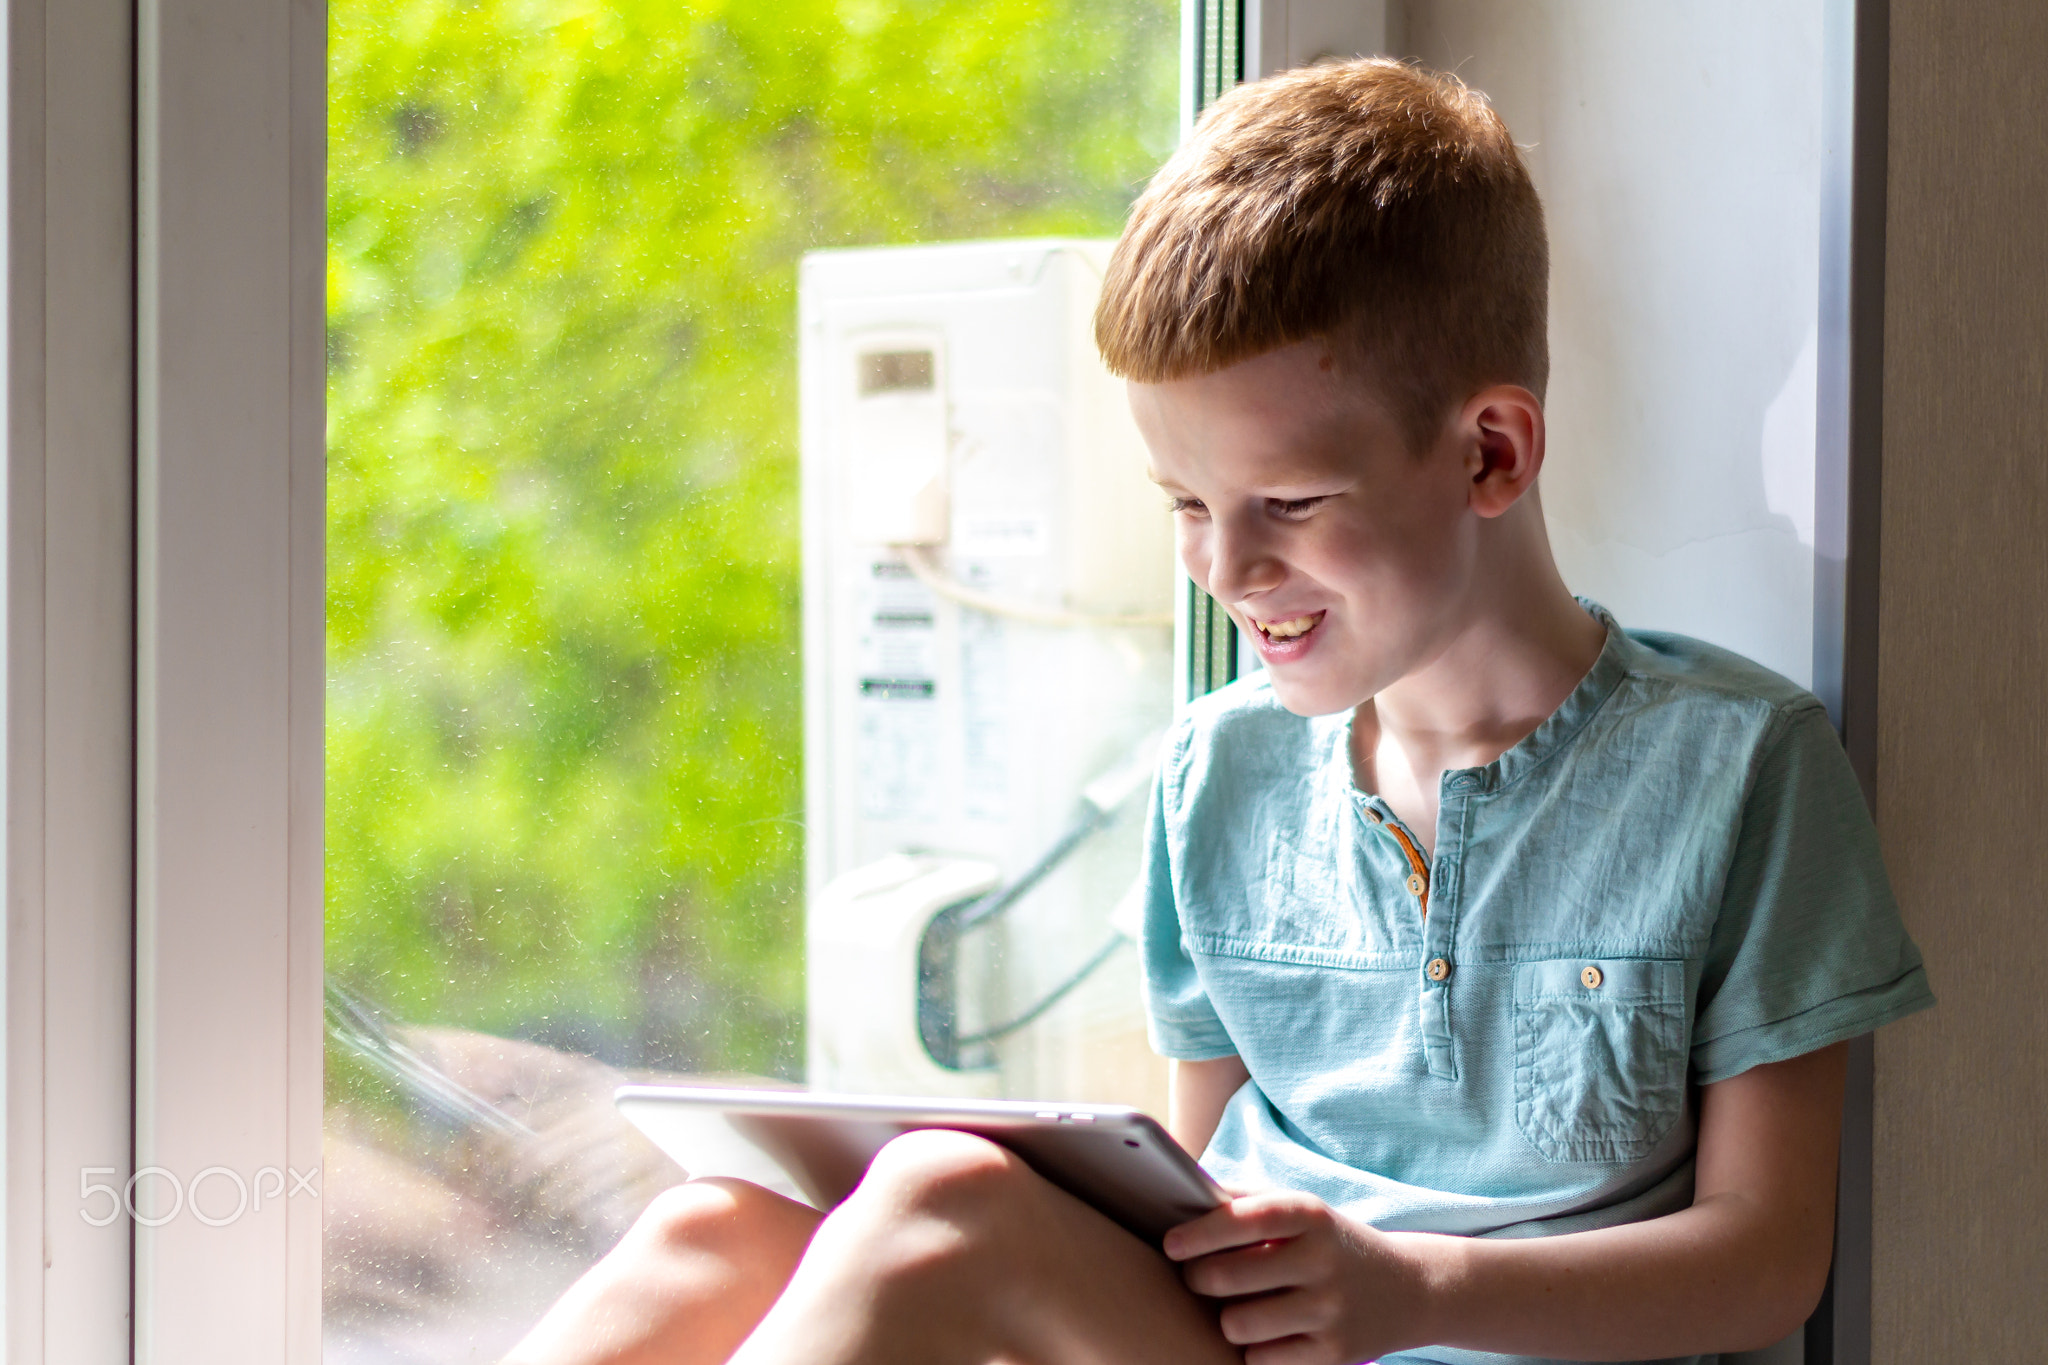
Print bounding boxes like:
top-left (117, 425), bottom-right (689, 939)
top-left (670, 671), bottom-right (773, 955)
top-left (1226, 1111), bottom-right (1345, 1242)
top-left (1129, 339), bottom-right (1482, 718)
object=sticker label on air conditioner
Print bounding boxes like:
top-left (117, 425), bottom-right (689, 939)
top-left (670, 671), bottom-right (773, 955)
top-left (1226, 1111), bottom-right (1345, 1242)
top-left (856, 558), bottom-right (941, 823)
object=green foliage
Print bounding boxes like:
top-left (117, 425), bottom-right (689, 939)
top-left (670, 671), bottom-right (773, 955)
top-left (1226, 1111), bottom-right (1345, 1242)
top-left (326, 0), bottom-right (1177, 1078)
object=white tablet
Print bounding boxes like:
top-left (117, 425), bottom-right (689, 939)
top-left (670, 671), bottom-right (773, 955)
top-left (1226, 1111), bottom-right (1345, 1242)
top-left (615, 1085), bottom-right (1226, 1244)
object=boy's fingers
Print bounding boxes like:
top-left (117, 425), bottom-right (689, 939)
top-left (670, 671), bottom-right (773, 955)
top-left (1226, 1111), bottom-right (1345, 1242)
top-left (1178, 1237), bottom-right (1310, 1299)
top-left (1217, 1286), bottom-right (1335, 1347)
top-left (1163, 1193), bottom-right (1313, 1260)
top-left (1242, 1340), bottom-right (1326, 1365)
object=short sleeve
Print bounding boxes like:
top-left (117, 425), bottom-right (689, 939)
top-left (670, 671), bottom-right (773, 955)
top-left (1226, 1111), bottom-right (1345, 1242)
top-left (1691, 701), bottom-right (1935, 1084)
top-left (1138, 735), bottom-right (1237, 1061)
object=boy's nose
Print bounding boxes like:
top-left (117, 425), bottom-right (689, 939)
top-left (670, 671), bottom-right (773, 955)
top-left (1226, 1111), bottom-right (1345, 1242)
top-left (1200, 515), bottom-right (1284, 605)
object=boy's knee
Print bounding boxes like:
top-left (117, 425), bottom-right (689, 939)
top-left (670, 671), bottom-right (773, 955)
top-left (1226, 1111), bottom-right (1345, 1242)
top-left (630, 1176), bottom-right (788, 1260)
top-left (509, 1178), bottom-right (812, 1365)
top-left (805, 1131), bottom-right (1030, 1317)
top-left (860, 1128), bottom-right (1028, 1219)
top-left (824, 1129), bottom-right (1035, 1283)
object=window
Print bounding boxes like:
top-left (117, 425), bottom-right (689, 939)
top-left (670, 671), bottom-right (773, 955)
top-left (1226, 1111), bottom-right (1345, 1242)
top-left (2, 3), bottom-right (1877, 1359)
top-left (321, 4), bottom-right (1177, 1356)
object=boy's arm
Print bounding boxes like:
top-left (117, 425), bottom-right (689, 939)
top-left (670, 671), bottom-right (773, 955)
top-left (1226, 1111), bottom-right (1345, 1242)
top-left (1167, 1042), bottom-right (1847, 1362)
top-left (1168, 1055), bottom-right (1250, 1156)
top-left (1410, 1042), bottom-right (1846, 1355)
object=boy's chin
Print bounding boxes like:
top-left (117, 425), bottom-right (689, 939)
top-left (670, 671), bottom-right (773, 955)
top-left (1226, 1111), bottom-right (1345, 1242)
top-left (1260, 667), bottom-right (1368, 719)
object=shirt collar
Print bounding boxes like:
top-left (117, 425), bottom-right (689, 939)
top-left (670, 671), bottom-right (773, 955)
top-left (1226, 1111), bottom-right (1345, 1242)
top-left (1326, 598), bottom-right (1635, 801)
top-left (1465, 598), bottom-right (1631, 795)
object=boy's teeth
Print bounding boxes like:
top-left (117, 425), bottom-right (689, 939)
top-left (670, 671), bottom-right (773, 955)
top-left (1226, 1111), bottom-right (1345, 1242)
top-left (1262, 614), bottom-right (1318, 639)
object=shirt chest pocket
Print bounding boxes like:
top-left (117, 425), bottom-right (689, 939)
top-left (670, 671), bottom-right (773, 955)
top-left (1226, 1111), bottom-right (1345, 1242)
top-left (1512, 958), bottom-right (1687, 1164)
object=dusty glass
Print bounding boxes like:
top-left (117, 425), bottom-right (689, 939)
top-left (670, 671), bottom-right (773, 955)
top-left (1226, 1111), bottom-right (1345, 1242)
top-left (322, 1), bottom-right (1178, 1357)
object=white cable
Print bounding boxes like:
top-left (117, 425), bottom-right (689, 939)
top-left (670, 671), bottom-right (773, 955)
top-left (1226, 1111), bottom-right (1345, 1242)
top-left (894, 542), bottom-right (1173, 630)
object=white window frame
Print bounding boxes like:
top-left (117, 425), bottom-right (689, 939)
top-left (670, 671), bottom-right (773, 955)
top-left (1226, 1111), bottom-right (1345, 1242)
top-left (5, 0), bottom-right (143, 1356)
top-left (6, 0), bottom-right (324, 1358)
top-left (131, 0), bottom-right (326, 1357)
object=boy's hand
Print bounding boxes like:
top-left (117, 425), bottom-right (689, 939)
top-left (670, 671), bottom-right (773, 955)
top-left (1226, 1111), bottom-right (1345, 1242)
top-left (1163, 1189), bottom-right (1430, 1364)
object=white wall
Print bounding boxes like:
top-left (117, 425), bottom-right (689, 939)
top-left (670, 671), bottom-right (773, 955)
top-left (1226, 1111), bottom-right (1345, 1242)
top-left (1402, 1), bottom-right (1826, 689)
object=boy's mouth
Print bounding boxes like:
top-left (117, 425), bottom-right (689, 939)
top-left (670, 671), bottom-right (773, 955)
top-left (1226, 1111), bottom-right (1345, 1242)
top-left (1256, 612), bottom-right (1324, 640)
top-left (1246, 610), bottom-right (1327, 661)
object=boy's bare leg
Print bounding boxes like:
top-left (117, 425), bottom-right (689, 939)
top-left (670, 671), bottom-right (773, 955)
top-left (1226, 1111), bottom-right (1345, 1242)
top-left (506, 1176), bottom-right (822, 1365)
top-left (510, 1130), bottom-right (1236, 1365)
top-left (731, 1129), bottom-right (1239, 1365)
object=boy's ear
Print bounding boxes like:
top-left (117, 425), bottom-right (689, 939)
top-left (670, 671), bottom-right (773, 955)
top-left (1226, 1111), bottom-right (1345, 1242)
top-left (1459, 385), bottom-right (1545, 519)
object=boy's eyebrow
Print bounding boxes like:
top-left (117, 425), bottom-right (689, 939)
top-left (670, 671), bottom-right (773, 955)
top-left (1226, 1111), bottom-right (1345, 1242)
top-left (1150, 468), bottom-right (1355, 497)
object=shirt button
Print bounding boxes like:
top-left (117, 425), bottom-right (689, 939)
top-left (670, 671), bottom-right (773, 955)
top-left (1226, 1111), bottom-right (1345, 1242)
top-left (1426, 957), bottom-right (1452, 982)
top-left (1363, 807), bottom-right (1384, 824)
top-left (1581, 964), bottom-right (1604, 989)
top-left (1405, 872), bottom-right (1426, 897)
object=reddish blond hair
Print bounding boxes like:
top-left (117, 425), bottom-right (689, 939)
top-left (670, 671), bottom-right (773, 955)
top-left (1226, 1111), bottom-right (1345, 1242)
top-left (1095, 58), bottom-right (1547, 448)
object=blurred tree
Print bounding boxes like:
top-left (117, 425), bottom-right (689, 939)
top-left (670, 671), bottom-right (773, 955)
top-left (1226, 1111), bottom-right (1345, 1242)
top-left (326, 0), bottom-right (1177, 1078)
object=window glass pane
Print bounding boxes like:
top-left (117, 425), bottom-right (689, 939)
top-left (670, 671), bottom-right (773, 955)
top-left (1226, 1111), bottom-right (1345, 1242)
top-left (323, 2), bottom-right (1177, 1357)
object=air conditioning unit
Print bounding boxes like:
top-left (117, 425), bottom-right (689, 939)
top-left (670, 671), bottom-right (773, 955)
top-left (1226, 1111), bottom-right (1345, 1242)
top-left (799, 239), bottom-right (1173, 1113)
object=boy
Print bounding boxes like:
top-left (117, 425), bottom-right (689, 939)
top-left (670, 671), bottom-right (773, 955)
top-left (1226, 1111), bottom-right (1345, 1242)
top-left (510, 58), bottom-right (1932, 1365)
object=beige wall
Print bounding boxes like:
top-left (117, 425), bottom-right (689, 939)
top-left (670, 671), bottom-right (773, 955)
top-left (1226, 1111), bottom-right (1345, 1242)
top-left (1874, 2), bottom-right (2048, 1357)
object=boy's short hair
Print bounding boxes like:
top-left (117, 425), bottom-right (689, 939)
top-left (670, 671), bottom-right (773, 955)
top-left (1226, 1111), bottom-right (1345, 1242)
top-left (1095, 58), bottom-right (1548, 450)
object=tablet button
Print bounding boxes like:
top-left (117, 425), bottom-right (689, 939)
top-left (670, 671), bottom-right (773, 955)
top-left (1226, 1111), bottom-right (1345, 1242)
top-left (1036, 1111), bottom-right (1060, 1120)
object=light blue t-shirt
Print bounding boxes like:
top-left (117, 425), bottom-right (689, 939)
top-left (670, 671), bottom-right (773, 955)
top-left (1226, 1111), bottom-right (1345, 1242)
top-left (1139, 606), bottom-right (1933, 1365)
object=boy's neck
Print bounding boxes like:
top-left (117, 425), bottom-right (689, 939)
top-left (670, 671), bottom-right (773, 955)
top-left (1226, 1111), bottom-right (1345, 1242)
top-left (1351, 509), bottom-right (1605, 802)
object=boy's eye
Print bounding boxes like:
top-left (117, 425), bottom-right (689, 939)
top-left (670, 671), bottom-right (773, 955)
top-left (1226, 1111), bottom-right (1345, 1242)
top-left (1169, 496), bottom-right (1209, 517)
top-left (1270, 496), bottom-right (1327, 519)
